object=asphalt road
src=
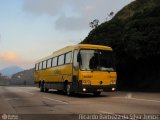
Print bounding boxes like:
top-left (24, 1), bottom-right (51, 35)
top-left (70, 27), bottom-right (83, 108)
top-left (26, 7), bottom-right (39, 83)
top-left (0, 86), bottom-right (160, 120)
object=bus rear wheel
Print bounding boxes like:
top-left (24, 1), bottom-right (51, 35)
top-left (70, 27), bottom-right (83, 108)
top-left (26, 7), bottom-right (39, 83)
top-left (40, 82), bottom-right (44, 92)
top-left (43, 83), bottom-right (49, 92)
top-left (93, 91), bottom-right (101, 96)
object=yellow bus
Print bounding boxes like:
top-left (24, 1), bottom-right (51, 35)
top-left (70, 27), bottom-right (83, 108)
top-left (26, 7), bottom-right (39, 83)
top-left (34, 44), bottom-right (117, 96)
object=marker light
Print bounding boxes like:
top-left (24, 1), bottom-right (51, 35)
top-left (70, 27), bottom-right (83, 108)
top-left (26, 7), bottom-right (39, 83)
top-left (83, 88), bottom-right (86, 92)
top-left (112, 88), bottom-right (115, 91)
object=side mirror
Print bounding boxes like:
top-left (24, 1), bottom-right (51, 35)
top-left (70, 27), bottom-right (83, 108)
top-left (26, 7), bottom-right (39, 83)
top-left (77, 52), bottom-right (81, 62)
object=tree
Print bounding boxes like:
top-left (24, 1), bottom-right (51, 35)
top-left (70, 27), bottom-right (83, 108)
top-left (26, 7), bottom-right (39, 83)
top-left (106, 11), bottom-right (114, 21)
top-left (108, 11), bottom-right (114, 17)
top-left (89, 19), bottom-right (99, 29)
top-left (83, 0), bottom-right (160, 91)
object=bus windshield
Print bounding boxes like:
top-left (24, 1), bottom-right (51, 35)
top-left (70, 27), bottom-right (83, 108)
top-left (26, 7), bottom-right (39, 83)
top-left (80, 49), bottom-right (115, 71)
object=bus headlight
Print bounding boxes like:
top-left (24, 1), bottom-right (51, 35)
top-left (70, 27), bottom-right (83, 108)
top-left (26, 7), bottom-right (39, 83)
top-left (83, 88), bottom-right (86, 92)
top-left (112, 88), bottom-right (116, 91)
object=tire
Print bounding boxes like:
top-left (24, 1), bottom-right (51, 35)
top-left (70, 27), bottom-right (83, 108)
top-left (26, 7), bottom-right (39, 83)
top-left (66, 84), bottom-right (72, 96)
top-left (40, 82), bottom-right (44, 92)
top-left (43, 83), bottom-right (49, 93)
top-left (93, 91), bottom-right (101, 96)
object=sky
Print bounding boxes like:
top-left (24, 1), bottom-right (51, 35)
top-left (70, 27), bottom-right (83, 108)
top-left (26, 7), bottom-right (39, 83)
top-left (0, 0), bottom-right (133, 70)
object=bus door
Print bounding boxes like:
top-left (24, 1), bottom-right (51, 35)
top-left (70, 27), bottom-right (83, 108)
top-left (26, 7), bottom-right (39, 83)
top-left (72, 49), bottom-right (79, 91)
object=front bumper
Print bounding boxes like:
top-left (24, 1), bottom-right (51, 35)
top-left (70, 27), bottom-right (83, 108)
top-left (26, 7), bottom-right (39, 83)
top-left (79, 84), bottom-right (116, 93)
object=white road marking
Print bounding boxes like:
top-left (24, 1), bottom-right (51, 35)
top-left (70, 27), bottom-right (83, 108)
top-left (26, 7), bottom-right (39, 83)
top-left (5, 98), bottom-right (20, 101)
top-left (125, 93), bottom-right (132, 98)
top-left (9, 87), bottom-right (34, 95)
top-left (43, 97), bottom-right (68, 104)
top-left (112, 97), bottom-right (160, 103)
top-left (24, 91), bottom-right (34, 95)
top-left (24, 87), bottom-right (38, 90)
top-left (128, 97), bottom-right (160, 103)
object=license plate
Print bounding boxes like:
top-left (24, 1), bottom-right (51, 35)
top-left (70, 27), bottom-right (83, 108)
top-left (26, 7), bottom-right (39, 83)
top-left (97, 89), bottom-right (103, 91)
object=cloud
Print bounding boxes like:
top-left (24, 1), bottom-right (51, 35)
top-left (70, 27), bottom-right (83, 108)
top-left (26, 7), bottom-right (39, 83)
top-left (23, 0), bottom-right (65, 16)
top-left (0, 52), bottom-right (18, 62)
top-left (23, 0), bottom-right (132, 31)
top-left (0, 52), bottom-right (34, 69)
top-left (55, 15), bottom-right (88, 31)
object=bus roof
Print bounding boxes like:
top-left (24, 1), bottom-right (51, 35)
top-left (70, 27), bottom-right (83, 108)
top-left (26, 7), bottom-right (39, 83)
top-left (35, 44), bottom-right (112, 63)
top-left (78, 44), bottom-right (112, 50)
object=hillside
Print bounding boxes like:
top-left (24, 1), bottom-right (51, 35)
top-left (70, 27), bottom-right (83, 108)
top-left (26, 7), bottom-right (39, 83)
top-left (0, 66), bottom-right (24, 77)
top-left (82, 0), bottom-right (160, 91)
top-left (11, 68), bottom-right (34, 85)
top-left (0, 73), bottom-right (10, 85)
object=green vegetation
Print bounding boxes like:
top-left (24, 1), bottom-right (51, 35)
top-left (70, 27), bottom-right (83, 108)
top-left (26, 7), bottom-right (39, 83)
top-left (0, 69), bottom-right (34, 86)
top-left (12, 68), bottom-right (34, 85)
top-left (82, 0), bottom-right (160, 91)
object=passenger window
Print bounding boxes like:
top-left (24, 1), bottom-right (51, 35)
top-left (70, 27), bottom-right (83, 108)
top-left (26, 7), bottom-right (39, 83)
top-left (35, 64), bottom-right (39, 70)
top-left (73, 50), bottom-right (78, 70)
top-left (65, 52), bottom-right (71, 64)
top-left (58, 54), bottom-right (64, 65)
top-left (52, 57), bottom-right (57, 67)
top-left (47, 59), bottom-right (52, 68)
top-left (39, 62), bottom-right (42, 70)
top-left (43, 61), bottom-right (47, 69)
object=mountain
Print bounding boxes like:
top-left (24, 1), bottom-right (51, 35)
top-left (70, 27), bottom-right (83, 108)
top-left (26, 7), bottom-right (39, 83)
top-left (82, 0), bottom-right (160, 91)
top-left (0, 66), bottom-right (24, 77)
top-left (11, 68), bottom-right (34, 85)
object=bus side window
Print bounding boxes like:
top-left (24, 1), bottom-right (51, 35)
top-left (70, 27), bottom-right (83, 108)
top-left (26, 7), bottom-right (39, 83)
top-left (43, 61), bottom-right (47, 69)
top-left (47, 59), bottom-right (52, 68)
top-left (65, 52), bottom-right (71, 64)
top-left (52, 57), bottom-right (58, 67)
top-left (39, 62), bottom-right (42, 70)
top-left (73, 50), bottom-right (78, 70)
top-left (35, 64), bottom-right (39, 71)
top-left (58, 54), bottom-right (65, 66)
